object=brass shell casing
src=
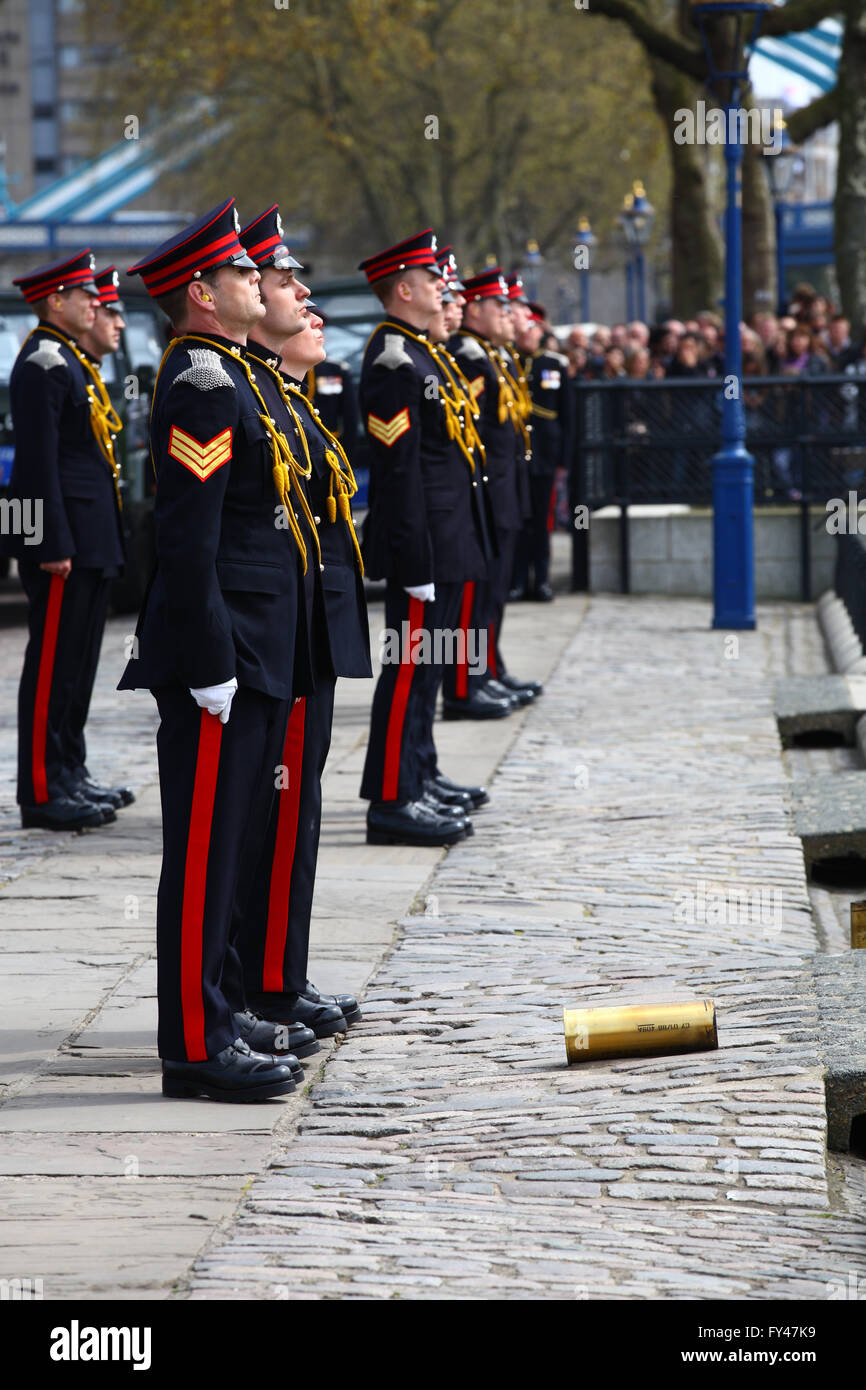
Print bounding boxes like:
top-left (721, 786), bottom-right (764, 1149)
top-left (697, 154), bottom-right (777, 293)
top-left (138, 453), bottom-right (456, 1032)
top-left (851, 901), bottom-right (866, 950)
top-left (563, 999), bottom-right (718, 1064)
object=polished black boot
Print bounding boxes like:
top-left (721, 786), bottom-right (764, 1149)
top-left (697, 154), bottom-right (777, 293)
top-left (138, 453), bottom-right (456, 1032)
top-left (161, 1038), bottom-right (295, 1102)
top-left (246, 991), bottom-right (347, 1039)
top-left (433, 773), bottom-right (489, 809)
top-left (21, 794), bottom-right (109, 831)
top-left (367, 799), bottom-right (467, 847)
top-left (441, 686), bottom-right (512, 720)
top-left (232, 1012), bottom-right (306, 1075)
top-left (498, 672), bottom-right (544, 698)
top-left (302, 980), bottom-right (362, 1026)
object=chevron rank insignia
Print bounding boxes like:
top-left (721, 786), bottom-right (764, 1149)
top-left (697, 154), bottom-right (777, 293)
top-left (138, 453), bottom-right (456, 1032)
top-left (173, 348), bottom-right (236, 392)
top-left (367, 408), bottom-right (411, 447)
top-left (458, 335), bottom-right (487, 361)
top-left (372, 333), bottom-right (413, 371)
top-left (168, 424), bottom-right (233, 480)
top-left (467, 376), bottom-right (485, 402)
top-left (27, 338), bottom-right (68, 372)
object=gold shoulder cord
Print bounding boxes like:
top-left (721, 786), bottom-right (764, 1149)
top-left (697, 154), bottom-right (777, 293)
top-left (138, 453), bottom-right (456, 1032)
top-left (499, 347), bottom-right (532, 459)
top-left (372, 320), bottom-right (486, 475)
top-left (24, 325), bottom-right (123, 508)
top-left (281, 379), bottom-right (365, 577)
top-left (460, 328), bottom-right (524, 440)
top-left (151, 334), bottom-right (319, 574)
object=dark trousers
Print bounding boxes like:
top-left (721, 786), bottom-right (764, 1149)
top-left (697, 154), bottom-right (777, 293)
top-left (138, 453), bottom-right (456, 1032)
top-left (441, 579), bottom-right (494, 703)
top-left (360, 583), bottom-right (433, 804)
top-left (512, 473), bottom-right (556, 592)
top-left (235, 679), bottom-right (335, 997)
top-left (16, 561), bottom-right (110, 806)
top-left (488, 526), bottom-right (519, 679)
top-left (416, 579), bottom-right (462, 783)
top-left (153, 684), bottom-right (289, 1062)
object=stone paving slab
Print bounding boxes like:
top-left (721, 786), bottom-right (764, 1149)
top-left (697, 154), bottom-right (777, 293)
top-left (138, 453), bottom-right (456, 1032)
top-left (792, 771), bottom-right (866, 870)
top-left (186, 596), bottom-right (866, 1301)
top-left (775, 674), bottom-right (866, 744)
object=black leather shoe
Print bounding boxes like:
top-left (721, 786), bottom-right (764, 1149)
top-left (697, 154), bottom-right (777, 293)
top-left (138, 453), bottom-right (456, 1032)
top-left (419, 789), bottom-right (474, 835)
top-left (232, 1012), bottom-right (304, 1077)
top-left (508, 585), bottom-right (527, 601)
top-left (79, 766), bottom-right (135, 807)
top-left (487, 677), bottom-right (531, 707)
top-left (532, 583), bottom-right (555, 602)
top-left (162, 1038), bottom-right (295, 1102)
top-left (433, 773), bottom-right (489, 809)
top-left (498, 672), bottom-right (544, 697)
top-left (442, 687), bottom-right (512, 720)
top-left (59, 770), bottom-right (119, 816)
top-left (239, 1001), bottom-right (320, 1057)
top-left (423, 778), bottom-right (472, 810)
top-left (247, 991), bottom-right (346, 1039)
top-left (303, 980), bottom-right (362, 1026)
top-left (367, 799), bottom-right (466, 846)
top-left (21, 795), bottom-right (107, 831)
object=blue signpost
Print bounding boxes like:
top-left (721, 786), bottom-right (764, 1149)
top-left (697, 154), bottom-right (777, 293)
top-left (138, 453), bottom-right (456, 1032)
top-left (691, 0), bottom-right (772, 631)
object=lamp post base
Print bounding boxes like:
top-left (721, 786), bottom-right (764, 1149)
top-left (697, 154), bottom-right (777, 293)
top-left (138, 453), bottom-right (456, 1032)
top-left (711, 440), bottom-right (756, 631)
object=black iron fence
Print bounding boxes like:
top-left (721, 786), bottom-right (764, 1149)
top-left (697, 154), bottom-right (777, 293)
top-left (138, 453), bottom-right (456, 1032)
top-left (569, 374), bottom-right (866, 597)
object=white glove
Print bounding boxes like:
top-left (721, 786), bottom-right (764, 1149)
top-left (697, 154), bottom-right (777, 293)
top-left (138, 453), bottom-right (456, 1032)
top-left (404, 583), bottom-right (436, 602)
top-left (189, 677), bottom-right (238, 724)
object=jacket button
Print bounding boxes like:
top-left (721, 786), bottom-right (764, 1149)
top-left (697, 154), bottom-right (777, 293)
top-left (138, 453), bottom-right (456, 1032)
top-left (320, 564), bottom-right (325, 571)
top-left (314, 515), bottom-right (321, 524)
top-left (483, 474), bottom-right (489, 482)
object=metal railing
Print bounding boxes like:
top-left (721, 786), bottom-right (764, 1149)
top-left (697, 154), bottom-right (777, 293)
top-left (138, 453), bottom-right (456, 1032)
top-left (569, 374), bottom-right (866, 598)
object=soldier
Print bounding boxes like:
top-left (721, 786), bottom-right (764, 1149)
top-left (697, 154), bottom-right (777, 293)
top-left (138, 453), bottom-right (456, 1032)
top-left (447, 267), bottom-right (541, 713)
top-left (301, 320), bottom-right (360, 460)
top-left (357, 228), bottom-right (489, 845)
top-left (5, 250), bottom-right (130, 831)
top-left (118, 200), bottom-right (303, 1102)
top-left (512, 301), bottom-right (574, 601)
top-left (233, 204), bottom-right (368, 1040)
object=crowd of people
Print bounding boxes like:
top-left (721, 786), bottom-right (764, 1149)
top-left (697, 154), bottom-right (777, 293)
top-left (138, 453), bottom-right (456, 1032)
top-left (549, 283), bottom-right (866, 383)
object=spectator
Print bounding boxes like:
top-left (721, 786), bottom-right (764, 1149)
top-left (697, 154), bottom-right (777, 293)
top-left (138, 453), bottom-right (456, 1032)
top-left (779, 324), bottom-right (830, 376)
top-left (567, 327), bottom-right (588, 351)
top-left (751, 311), bottom-right (780, 373)
top-left (827, 314), bottom-right (852, 368)
top-left (610, 323), bottom-right (629, 349)
top-left (698, 324), bottom-right (724, 377)
top-left (625, 346), bottom-right (651, 379)
top-left (566, 343), bottom-right (588, 379)
top-left (627, 320), bottom-right (650, 348)
top-left (602, 344), bottom-right (627, 379)
top-left (667, 332), bottom-right (704, 378)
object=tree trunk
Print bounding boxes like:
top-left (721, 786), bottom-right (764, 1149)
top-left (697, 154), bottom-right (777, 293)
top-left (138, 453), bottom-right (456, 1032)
top-left (650, 58), bottom-right (724, 317)
top-left (742, 125), bottom-right (777, 320)
top-left (835, 0), bottom-right (866, 339)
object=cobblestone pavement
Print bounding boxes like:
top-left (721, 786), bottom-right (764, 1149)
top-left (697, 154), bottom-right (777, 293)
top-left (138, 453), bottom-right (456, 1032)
top-left (187, 596), bottom-right (866, 1301)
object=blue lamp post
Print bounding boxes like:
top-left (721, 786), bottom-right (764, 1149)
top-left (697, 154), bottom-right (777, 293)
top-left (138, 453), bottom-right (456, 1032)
top-left (618, 183), bottom-right (655, 323)
top-left (575, 216), bottom-right (595, 322)
top-left (691, 0), bottom-right (772, 631)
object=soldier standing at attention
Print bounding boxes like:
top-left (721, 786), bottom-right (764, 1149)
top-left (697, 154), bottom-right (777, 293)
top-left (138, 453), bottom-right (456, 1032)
top-left (302, 322), bottom-right (360, 461)
top-left (118, 200), bottom-right (304, 1102)
top-left (448, 268), bottom-right (541, 712)
top-left (357, 229), bottom-right (488, 846)
top-left (5, 250), bottom-right (130, 831)
top-left (513, 301), bottom-right (574, 602)
top-left (233, 204), bottom-right (368, 1043)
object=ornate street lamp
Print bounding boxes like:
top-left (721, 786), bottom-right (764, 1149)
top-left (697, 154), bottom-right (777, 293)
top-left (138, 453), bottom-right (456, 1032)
top-left (690, 0), bottom-right (773, 631)
top-left (523, 237), bottom-right (544, 300)
top-left (618, 182), bottom-right (655, 322)
top-left (574, 216), bottom-right (595, 322)
top-left (763, 119), bottom-right (800, 315)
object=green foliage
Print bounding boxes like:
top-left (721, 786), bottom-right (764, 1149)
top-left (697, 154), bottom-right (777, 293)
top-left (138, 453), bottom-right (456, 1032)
top-left (84, 0), bottom-right (667, 276)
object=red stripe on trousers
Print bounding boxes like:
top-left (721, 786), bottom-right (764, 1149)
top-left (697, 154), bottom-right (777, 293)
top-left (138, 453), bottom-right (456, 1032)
top-left (180, 710), bottom-right (223, 1061)
top-left (382, 596), bottom-right (423, 801)
top-left (488, 622), bottom-right (498, 679)
top-left (547, 477), bottom-right (557, 532)
top-left (262, 698), bottom-right (306, 992)
top-left (455, 582), bottom-right (475, 699)
top-left (31, 573), bottom-right (66, 804)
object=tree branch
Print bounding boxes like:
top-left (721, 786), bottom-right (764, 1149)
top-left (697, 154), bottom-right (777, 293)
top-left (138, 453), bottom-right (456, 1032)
top-left (786, 84), bottom-right (841, 141)
top-left (762, 0), bottom-right (840, 38)
top-left (589, 0), bottom-right (705, 77)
